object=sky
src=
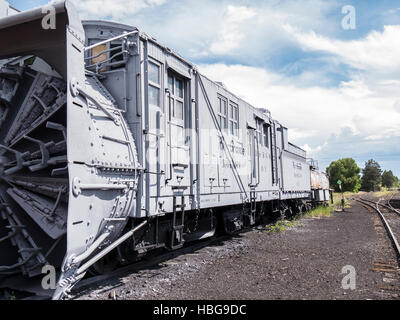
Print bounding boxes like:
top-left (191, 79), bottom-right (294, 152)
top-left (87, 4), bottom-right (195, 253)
top-left (7, 0), bottom-right (400, 177)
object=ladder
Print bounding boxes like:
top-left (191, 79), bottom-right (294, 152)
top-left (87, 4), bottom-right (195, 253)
top-left (270, 122), bottom-right (279, 186)
top-left (170, 195), bottom-right (185, 250)
top-left (249, 191), bottom-right (257, 226)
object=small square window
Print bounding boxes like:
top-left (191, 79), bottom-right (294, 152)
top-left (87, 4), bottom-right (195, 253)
top-left (229, 121), bottom-right (234, 135)
top-left (174, 100), bottom-right (184, 120)
top-left (168, 75), bottom-right (174, 94)
top-left (176, 79), bottom-right (183, 98)
top-left (148, 85), bottom-right (160, 107)
top-left (148, 62), bottom-right (160, 85)
top-left (263, 124), bottom-right (270, 147)
top-left (228, 102), bottom-right (239, 136)
top-left (219, 98), bottom-right (227, 114)
top-left (219, 115), bottom-right (226, 129)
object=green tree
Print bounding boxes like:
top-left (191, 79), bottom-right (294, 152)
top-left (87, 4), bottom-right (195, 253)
top-left (382, 170), bottom-right (398, 188)
top-left (361, 159), bottom-right (382, 191)
top-left (326, 158), bottom-right (361, 192)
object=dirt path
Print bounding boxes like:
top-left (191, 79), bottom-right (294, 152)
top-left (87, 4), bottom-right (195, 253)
top-left (73, 200), bottom-right (400, 300)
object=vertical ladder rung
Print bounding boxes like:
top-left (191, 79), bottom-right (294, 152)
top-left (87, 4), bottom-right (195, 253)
top-left (170, 195), bottom-right (185, 249)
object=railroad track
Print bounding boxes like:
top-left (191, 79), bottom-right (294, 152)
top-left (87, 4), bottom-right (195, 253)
top-left (354, 194), bottom-right (400, 265)
top-left (74, 195), bottom-right (400, 300)
top-left (387, 194), bottom-right (400, 216)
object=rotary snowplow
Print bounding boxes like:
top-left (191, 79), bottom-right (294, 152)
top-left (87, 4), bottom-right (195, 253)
top-left (0, 1), bottom-right (140, 299)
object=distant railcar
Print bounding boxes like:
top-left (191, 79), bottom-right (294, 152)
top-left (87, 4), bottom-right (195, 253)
top-left (311, 168), bottom-right (331, 204)
top-left (0, 1), bottom-right (330, 299)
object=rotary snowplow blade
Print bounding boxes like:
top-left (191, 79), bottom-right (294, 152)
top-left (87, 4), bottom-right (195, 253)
top-left (0, 1), bottom-right (139, 300)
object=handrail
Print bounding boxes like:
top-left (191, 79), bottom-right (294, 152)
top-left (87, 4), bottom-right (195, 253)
top-left (85, 30), bottom-right (139, 51)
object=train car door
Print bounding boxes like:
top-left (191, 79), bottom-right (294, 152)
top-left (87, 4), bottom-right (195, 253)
top-left (166, 71), bottom-right (190, 188)
top-left (147, 60), bottom-right (164, 200)
top-left (270, 121), bottom-right (279, 186)
top-left (247, 127), bottom-right (259, 187)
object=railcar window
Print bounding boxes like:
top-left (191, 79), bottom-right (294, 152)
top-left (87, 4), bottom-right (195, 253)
top-left (263, 124), bottom-right (270, 148)
top-left (148, 62), bottom-right (160, 84)
top-left (218, 96), bottom-right (228, 131)
top-left (175, 101), bottom-right (184, 119)
top-left (168, 72), bottom-right (185, 121)
top-left (256, 119), bottom-right (263, 144)
top-left (149, 85), bottom-right (160, 107)
top-left (148, 61), bottom-right (161, 108)
top-left (168, 75), bottom-right (174, 94)
top-left (176, 79), bottom-right (184, 98)
top-left (229, 102), bottom-right (239, 136)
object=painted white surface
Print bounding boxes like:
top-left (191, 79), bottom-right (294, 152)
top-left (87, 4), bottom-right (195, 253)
top-left (0, 0), bottom-right (18, 17)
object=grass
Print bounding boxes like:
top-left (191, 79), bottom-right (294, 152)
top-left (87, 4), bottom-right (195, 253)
top-left (264, 189), bottom-right (399, 235)
top-left (332, 192), bottom-right (357, 210)
top-left (265, 205), bottom-right (331, 235)
top-left (265, 219), bottom-right (298, 234)
top-left (265, 192), bottom-right (357, 234)
top-left (374, 189), bottom-right (396, 198)
top-left (303, 205), bottom-right (331, 218)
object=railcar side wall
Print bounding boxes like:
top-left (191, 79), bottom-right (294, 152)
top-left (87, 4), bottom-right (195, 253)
top-left (281, 151), bottom-right (311, 193)
top-left (83, 21), bottom-right (313, 219)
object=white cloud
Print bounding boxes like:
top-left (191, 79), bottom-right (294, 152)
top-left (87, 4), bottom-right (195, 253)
top-left (210, 5), bottom-right (256, 55)
top-left (285, 24), bottom-right (400, 73)
top-left (73, 0), bottom-right (336, 61)
top-left (199, 62), bottom-right (400, 149)
top-left (71, 0), bottom-right (166, 20)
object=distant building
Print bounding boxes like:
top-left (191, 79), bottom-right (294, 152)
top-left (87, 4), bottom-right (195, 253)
top-left (0, 0), bottom-right (19, 18)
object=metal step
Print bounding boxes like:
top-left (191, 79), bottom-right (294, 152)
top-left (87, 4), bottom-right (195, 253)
top-left (170, 196), bottom-right (185, 250)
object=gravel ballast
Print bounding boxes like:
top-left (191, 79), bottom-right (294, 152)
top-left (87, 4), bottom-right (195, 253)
top-left (73, 200), bottom-right (400, 300)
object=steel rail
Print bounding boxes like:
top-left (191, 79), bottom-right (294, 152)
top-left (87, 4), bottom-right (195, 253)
top-left (359, 197), bottom-right (400, 217)
top-left (387, 193), bottom-right (400, 215)
top-left (355, 197), bottom-right (400, 264)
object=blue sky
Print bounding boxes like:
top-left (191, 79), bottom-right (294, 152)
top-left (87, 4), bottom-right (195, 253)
top-left (8, 0), bottom-right (400, 177)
